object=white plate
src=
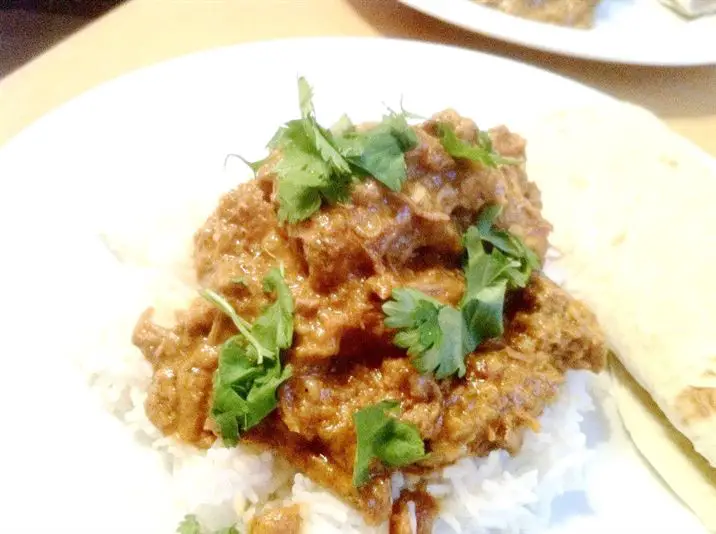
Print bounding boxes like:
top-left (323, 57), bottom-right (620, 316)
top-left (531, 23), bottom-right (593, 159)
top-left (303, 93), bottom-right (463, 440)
top-left (400, 0), bottom-right (716, 65)
top-left (0, 38), bottom-right (708, 533)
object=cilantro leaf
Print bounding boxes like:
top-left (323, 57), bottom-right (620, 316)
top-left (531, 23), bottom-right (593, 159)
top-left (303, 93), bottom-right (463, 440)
top-left (437, 123), bottom-right (518, 167)
top-left (461, 281), bottom-right (507, 350)
top-left (333, 110), bottom-right (418, 192)
top-left (462, 228), bottom-right (520, 302)
top-left (272, 136), bottom-right (343, 224)
top-left (383, 289), bottom-right (467, 379)
top-left (297, 77), bottom-right (351, 175)
top-left (225, 154), bottom-right (266, 176)
top-left (352, 401), bottom-right (426, 487)
top-left (268, 119), bottom-right (312, 152)
top-left (277, 175), bottom-right (323, 224)
top-left (379, 110), bottom-right (419, 152)
top-left (383, 204), bottom-right (539, 379)
top-left (473, 205), bottom-right (540, 287)
top-left (251, 267), bottom-right (294, 352)
top-left (339, 135), bottom-right (412, 192)
top-left (383, 287), bottom-right (441, 329)
top-left (459, 204), bottom-right (539, 349)
top-left (388, 292), bottom-right (441, 357)
top-left (263, 78), bottom-right (419, 223)
top-left (211, 342), bottom-right (293, 446)
top-left (203, 269), bottom-right (294, 446)
top-left (268, 84), bottom-right (353, 223)
top-left (176, 515), bottom-right (240, 534)
top-left (242, 356), bottom-right (293, 430)
top-left (211, 335), bottom-right (294, 447)
top-left (297, 76), bottom-right (315, 117)
top-left (425, 306), bottom-right (469, 379)
top-left (177, 515), bottom-right (201, 534)
top-left (200, 289), bottom-right (273, 363)
top-left (215, 336), bottom-right (263, 385)
top-left (373, 417), bottom-right (426, 467)
top-left (330, 114), bottom-right (355, 136)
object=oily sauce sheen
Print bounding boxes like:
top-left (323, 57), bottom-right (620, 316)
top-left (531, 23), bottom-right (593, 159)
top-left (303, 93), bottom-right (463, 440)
top-left (132, 110), bottom-right (607, 530)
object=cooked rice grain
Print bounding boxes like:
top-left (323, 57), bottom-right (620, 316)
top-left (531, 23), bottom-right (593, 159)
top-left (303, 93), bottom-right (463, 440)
top-left (78, 184), bottom-right (595, 533)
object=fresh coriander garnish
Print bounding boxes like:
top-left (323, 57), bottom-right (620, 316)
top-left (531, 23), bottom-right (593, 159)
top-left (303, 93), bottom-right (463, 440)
top-left (330, 114), bottom-right (355, 136)
top-left (202, 267), bottom-right (294, 446)
top-left (382, 205), bottom-right (538, 378)
top-left (226, 154), bottom-right (265, 176)
top-left (176, 515), bottom-right (240, 534)
top-left (437, 123), bottom-right (518, 167)
top-left (352, 400), bottom-right (426, 487)
top-left (297, 78), bottom-right (352, 175)
top-left (200, 288), bottom-right (273, 364)
top-left (255, 77), bottom-right (418, 223)
top-left (383, 289), bottom-right (470, 379)
top-left (177, 515), bottom-right (201, 534)
top-left (335, 110), bottom-right (418, 192)
top-left (467, 204), bottom-right (540, 291)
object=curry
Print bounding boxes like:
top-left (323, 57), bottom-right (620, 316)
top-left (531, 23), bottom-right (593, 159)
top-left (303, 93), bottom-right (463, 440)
top-left (132, 82), bottom-right (607, 533)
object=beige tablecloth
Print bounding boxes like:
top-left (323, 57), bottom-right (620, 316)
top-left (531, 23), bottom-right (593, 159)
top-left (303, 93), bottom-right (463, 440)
top-left (1, 0), bottom-right (715, 155)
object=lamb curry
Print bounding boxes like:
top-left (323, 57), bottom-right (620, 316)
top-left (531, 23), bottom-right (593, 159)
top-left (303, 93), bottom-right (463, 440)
top-left (132, 80), bottom-right (607, 532)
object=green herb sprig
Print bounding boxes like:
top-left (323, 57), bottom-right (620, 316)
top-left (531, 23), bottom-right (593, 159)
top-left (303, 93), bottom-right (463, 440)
top-left (437, 123), bottom-right (518, 167)
top-left (252, 78), bottom-right (419, 223)
top-left (383, 205), bottom-right (538, 379)
top-left (177, 515), bottom-right (240, 534)
top-left (352, 401), bottom-right (426, 487)
top-left (202, 267), bottom-right (294, 446)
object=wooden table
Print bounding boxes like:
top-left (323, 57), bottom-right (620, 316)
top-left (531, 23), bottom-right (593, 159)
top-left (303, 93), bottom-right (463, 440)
top-left (1, 0), bottom-right (715, 155)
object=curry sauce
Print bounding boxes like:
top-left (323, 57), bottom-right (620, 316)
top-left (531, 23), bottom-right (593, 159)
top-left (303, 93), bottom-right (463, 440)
top-left (132, 109), bottom-right (607, 530)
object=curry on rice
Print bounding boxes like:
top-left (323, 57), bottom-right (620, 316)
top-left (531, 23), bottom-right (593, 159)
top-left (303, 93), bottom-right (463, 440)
top-left (131, 79), bottom-right (607, 533)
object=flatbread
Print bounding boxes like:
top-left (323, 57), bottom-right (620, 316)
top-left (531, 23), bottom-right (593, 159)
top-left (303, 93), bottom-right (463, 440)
top-left (522, 103), bottom-right (716, 527)
top-left (612, 357), bottom-right (716, 531)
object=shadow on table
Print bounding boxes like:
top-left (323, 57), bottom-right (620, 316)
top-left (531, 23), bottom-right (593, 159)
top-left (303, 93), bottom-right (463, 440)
top-left (0, 2), bottom-right (125, 78)
top-left (345, 0), bottom-right (716, 118)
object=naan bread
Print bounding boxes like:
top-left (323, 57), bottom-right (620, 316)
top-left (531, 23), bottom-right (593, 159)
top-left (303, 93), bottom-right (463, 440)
top-left (612, 358), bottom-right (716, 531)
top-left (523, 102), bottom-right (716, 527)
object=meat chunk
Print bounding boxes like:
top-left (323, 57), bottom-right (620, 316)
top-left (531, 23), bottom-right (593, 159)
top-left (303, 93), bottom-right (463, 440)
top-left (291, 280), bottom-right (389, 360)
top-left (279, 358), bottom-right (444, 469)
top-left (133, 307), bottom-right (219, 447)
top-left (290, 206), bottom-right (375, 292)
top-left (403, 111), bottom-right (551, 259)
top-left (194, 181), bottom-right (278, 285)
top-left (507, 274), bottom-right (608, 372)
top-left (289, 180), bottom-right (464, 292)
top-left (291, 264), bottom-right (466, 361)
top-left (426, 346), bottom-right (564, 466)
top-left (390, 488), bottom-right (438, 534)
top-left (250, 504), bottom-right (302, 534)
top-left (280, 345), bottom-right (565, 476)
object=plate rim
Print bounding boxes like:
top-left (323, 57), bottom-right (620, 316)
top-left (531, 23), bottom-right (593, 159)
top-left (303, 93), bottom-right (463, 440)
top-left (1, 36), bottom-right (612, 154)
top-left (399, 0), bottom-right (716, 66)
top-left (0, 35), bottom-right (711, 533)
top-left (2, 36), bottom-right (713, 176)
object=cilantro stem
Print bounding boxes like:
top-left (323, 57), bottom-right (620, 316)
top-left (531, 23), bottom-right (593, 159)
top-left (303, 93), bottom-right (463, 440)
top-left (200, 288), bottom-right (272, 363)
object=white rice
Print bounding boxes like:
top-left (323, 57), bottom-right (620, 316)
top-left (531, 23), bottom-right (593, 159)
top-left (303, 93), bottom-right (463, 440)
top-left (77, 171), bottom-right (597, 533)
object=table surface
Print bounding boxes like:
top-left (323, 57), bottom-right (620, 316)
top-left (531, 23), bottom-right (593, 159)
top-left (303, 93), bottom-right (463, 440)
top-left (1, 0), bottom-right (714, 156)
